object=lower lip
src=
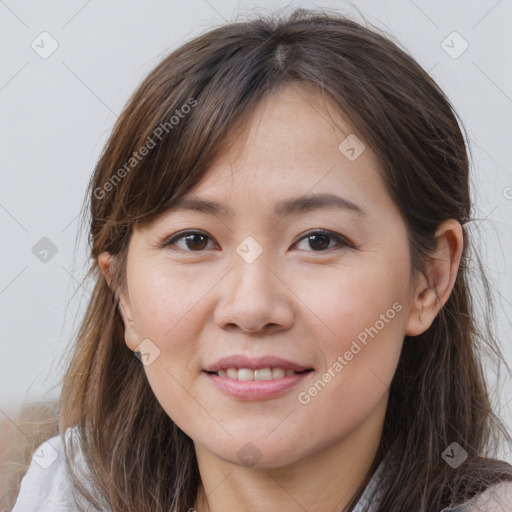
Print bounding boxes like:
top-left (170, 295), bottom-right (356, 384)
top-left (203, 371), bottom-right (313, 400)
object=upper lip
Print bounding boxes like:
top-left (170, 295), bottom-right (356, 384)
top-left (204, 355), bottom-right (312, 372)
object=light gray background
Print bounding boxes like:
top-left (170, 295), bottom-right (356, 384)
top-left (1, 0), bottom-right (511, 461)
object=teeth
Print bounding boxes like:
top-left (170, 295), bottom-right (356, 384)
top-left (254, 368), bottom-right (272, 380)
top-left (238, 368), bottom-right (254, 381)
top-left (216, 367), bottom-right (302, 380)
top-left (272, 368), bottom-right (285, 379)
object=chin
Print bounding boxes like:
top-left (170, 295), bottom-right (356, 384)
top-left (202, 436), bottom-right (313, 470)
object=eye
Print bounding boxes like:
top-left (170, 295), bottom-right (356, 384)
top-left (294, 230), bottom-right (353, 252)
top-left (160, 229), bottom-right (353, 253)
top-left (160, 230), bottom-right (218, 252)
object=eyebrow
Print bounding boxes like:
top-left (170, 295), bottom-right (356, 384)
top-left (166, 193), bottom-right (367, 218)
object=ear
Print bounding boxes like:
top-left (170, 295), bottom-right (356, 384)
top-left (98, 251), bottom-right (140, 352)
top-left (405, 219), bottom-right (464, 336)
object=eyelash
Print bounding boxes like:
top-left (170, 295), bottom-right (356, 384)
top-left (159, 229), bottom-right (354, 254)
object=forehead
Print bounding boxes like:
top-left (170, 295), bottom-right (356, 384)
top-left (180, 83), bottom-right (386, 211)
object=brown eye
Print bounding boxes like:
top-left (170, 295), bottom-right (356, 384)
top-left (306, 233), bottom-right (331, 251)
top-left (182, 233), bottom-right (209, 250)
top-left (295, 230), bottom-right (352, 252)
top-left (161, 231), bottom-right (215, 252)
top-left (161, 229), bottom-right (353, 254)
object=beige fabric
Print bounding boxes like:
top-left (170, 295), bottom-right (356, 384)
top-left (450, 481), bottom-right (512, 511)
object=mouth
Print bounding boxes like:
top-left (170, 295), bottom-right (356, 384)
top-left (204, 367), bottom-right (314, 381)
top-left (202, 354), bottom-right (315, 400)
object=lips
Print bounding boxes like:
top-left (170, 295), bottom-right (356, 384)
top-left (202, 355), bottom-right (314, 400)
top-left (204, 369), bottom-right (313, 400)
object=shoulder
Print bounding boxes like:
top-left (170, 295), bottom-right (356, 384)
top-left (440, 480), bottom-right (512, 512)
top-left (11, 426), bottom-right (100, 512)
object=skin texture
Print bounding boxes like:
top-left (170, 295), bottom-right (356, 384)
top-left (99, 83), bottom-right (463, 512)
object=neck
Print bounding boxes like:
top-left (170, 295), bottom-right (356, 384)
top-left (193, 394), bottom-right (388, 512)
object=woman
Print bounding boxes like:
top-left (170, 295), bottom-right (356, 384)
top-left (11, 7), bottom-right (512, 512)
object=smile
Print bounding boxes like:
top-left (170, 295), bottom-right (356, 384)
top-left (211, 367), bottom-right (310, 380)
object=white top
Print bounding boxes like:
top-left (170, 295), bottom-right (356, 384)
top-left (11, 427), bottom-right (512, 511)
top-left (11, 427), bottom-right (101, 512)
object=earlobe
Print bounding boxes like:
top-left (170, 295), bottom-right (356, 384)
top-left (117, 297), bottom-right (141, 352)
top-left (98, 251), bottom-right (140, 352)
top-left (405, 219), bottom-right (463, 337)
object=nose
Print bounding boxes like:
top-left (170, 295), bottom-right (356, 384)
top-left (213, 251), bottom-right (295, 335)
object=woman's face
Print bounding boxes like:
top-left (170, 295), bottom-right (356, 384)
top-left (107, 83), bottom-right (424, 469)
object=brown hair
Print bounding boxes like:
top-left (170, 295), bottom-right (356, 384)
top-left (42, 6), bottom-right (512, 512)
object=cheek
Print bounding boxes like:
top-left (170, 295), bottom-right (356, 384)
top-left (128, 262), bottom-right (210, 346)
top-left (314, 256), bottom-right (408, 347)
top-left (126, 263), bottom-right (211, 416)
top-left (291, 295), bottom-right (405, 447)
top-left (127, 265), bottom-right (209, 430)
top-left (301, 253), bottom-right (409, 403)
